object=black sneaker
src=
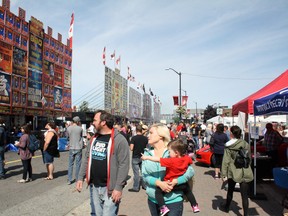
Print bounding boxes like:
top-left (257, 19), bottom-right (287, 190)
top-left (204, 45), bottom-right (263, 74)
top-left (128, 188), bottom-right (139, 192)
top-left (219, 203), bottom-right (229, 213)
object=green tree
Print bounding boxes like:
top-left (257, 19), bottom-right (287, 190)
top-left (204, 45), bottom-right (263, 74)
top-left (203, 105), bottom-right (217, 122)
top-left (79, 101), bottom-right (90, 112)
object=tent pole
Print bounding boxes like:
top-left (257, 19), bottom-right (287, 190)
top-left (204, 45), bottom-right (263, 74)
top-left (253, 116), bottom-right (257, 197)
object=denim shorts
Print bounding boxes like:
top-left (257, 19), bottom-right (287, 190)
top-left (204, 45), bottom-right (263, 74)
top-left (43, 151), bottom-right (54, 164)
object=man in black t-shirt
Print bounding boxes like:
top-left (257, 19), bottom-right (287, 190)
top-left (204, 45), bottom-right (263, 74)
top-left (76, 110), bottom-right (129, 216)
top-left (128, 125), bottom-right (148, 192)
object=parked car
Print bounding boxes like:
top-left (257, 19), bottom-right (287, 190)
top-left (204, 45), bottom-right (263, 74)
top-left (195, 145), bottom-right (215, 167)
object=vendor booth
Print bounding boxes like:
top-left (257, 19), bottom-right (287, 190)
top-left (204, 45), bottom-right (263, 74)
top-left (232, 69), bottom-right (288, 198)
top-left (253, 88), bottom-right (288, 190)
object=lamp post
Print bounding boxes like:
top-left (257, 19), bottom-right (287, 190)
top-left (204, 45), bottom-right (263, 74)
top-left (166, 68), bottom-right (182, 120)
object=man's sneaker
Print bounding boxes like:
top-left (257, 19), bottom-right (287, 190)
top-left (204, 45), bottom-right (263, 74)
top-left (17, 179), bottom-right (27, 183)
top-left (160, 205), bottom-right (170, 216)
top-left (192, 204), bottom-right (200, 213)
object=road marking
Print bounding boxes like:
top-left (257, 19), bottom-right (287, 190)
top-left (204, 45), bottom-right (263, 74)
top-left (5, 155), bottom-right (42, 164)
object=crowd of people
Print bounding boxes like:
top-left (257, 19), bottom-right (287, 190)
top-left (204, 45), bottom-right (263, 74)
top-left (0, 112), bottom-right (287, 216)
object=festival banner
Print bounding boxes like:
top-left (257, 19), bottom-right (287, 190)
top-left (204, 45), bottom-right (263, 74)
top-left (128, 87), bottom-right (141, 119)
top-left (48, 97), bottom-right (54, 109)
top-left (27, 69), bottom-right (42, 108)
top-left (142, 93), bottom-right (152, 119)
top-left (28, 33), bottom-right (43, 71)
top-left (0, 72), bottom-right (10, 104)
top-left (29, 16), bottom-right (44, 38)
top-left (43, 83), bottom-right (50, 96)
top-left (12, 75), bottom-right (20, 90)
top-left (20, 77), bottom-right (27, 92)
top-left (12, 91), bottom-right (19, 106)
top-left (63, 88), bottom-right (71, 111)
top-left (63, 68), bottom-right (71, 88)
top-left (20, 92), bottom-right (26, 107)
top-left (13, 47), bottom-right (27, 77)
top-left (182, 96), bottom-right (188, 106)
top-left (53, 86), bottom-right (63, 110)
top-left (42, 60), bottom-right (54, 85)
top-left (173, 96), bottom-right (179, 106)
top-left (54, 64), bottom-right (63, 87)
top-left (104, 66), bottom-right (128, 116)
top-left (0, 40), bottom-right (12, 73)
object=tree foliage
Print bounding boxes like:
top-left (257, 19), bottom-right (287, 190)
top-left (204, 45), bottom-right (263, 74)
top-left (203, 105), bottom-right (217, 122)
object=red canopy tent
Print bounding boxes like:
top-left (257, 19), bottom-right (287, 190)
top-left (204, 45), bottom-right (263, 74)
top-left (232, 70), bottom-right (288, 116)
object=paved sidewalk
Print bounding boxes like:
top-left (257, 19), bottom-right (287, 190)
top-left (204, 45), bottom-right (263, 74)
top-left (66, 163), bottom-right (286, 216)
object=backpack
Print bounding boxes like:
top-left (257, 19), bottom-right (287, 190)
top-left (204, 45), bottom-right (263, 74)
top-left (234, 147), bottom-right (250, 169)
top-left (28, 134), bottom-right (40, 153)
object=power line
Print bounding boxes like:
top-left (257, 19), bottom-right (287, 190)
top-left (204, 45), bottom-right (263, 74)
top-left (73, 81), bottom-right (104, 105)
top-left (182, 72), bottom-right (272, 80)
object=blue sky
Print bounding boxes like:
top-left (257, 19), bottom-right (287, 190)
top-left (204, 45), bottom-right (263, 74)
top-left (11, 0), bottom-right (288, 114)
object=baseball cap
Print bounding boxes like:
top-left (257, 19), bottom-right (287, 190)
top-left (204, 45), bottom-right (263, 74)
top-left (73, 116), bottom-right (81, 123)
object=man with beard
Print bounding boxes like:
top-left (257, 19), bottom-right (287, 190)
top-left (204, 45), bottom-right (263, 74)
top-left (76, 110), bottom-right (129, 216)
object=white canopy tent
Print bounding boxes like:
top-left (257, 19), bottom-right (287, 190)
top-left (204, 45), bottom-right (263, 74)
top-left (206, 116), bottom-right (238, 126)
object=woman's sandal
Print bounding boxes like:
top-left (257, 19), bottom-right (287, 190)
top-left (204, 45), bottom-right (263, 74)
top-left (44, 177), bottom-right (53, 180)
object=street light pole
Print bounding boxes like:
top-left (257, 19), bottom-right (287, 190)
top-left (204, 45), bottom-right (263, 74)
top-left (166, 68), bottom-right (182, 120)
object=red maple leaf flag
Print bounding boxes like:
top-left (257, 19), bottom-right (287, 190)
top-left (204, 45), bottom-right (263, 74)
top-left (116, 56), bottom-right (121, 65)
top-left (103, 46), bottom-right (106, 65)
top-left (68, 13), bottom-right (74, 49)
top-left (110, 50), bottom-right (115, 60)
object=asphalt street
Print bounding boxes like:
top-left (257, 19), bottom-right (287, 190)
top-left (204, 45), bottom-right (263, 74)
top-left (1, 149), bottom-right (286, 216)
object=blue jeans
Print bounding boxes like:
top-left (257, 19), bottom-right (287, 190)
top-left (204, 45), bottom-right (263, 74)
top-left (132, 157), bottom-right (145, 190)
top-left (68, 149), bottom-right (82, 182)
top-left (89, 184), bottom-right (119, 216)
top-left (148, 199), bottom-right (183, 216)
top-left (0, 146), bottom-right (5, 177)
top-left (193, 136), bottom-right (199, 150)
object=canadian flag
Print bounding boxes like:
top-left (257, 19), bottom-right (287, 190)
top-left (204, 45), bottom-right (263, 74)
top-left (102, 46), bottom-right (106, 65)
top-left (110, 50), bottom-right (115, 60)
top-left (68, 13), bottom-right (74, 49)
top-left (116, 56), bottom-right (121, 65)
